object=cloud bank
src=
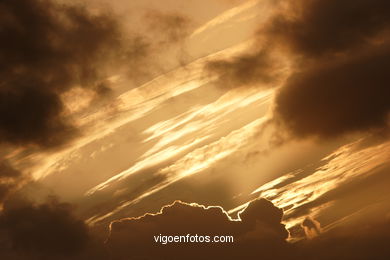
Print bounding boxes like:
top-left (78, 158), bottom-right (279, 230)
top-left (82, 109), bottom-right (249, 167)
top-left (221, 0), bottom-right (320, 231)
top-left (107, 198), bottom-right (290, 260)
top-left (107, 197), bottom-right (390, 260)
top-left (205, 0), bottom-right (390, 139)
top-left (0, 0), bottom-right (126, 148)
top-left (0, 197), bottom-right (92, 259)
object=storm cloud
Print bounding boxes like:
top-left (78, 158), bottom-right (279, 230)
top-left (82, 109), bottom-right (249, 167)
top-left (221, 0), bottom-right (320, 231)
top-left (0, 0), bottom-right (126, 148)
top-left (107, 198), bottom-right (290, 259)
top-left (0, 0), bottom-right (192, 149)
top-left (272, 0), bottom-right (390, 138)
top-left (205, 0), bottom-right (390, 139)
top-left (0, 197), bottom-right (91, 258)
top-left (106, 197), bottom-right (390, 260)
top-left (295, 219), bottom-right (390, 260)
top-left (275, 45), bottom-right (390, 138)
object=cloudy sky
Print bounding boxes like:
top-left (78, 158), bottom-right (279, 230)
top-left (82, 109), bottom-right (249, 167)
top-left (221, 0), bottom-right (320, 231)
top-left (0, 0), bottom-right (389, 259)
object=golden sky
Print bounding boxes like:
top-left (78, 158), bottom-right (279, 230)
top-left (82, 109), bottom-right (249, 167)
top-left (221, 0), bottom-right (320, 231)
top-left (0, 0), bottom-right (389, 259)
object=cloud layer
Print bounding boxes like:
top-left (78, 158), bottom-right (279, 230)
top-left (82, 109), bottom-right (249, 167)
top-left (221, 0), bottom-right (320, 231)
top-left (1, 195), bottom-right (389, 259)
top-left (205, 0), bottom-right (390, 139)
top-left (0, 197), bottom-right (90, 258)
top-left (107, 197), bottom-right (390, 260)
top-left (272, 0), bottom-right (390, 138)
top-left (107, 198), bottom-right (290, 259)
top-left (0, 0), bottom-right (126, 148)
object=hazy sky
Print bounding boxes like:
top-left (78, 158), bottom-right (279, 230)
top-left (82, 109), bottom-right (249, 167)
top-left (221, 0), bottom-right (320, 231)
top-left (0, 0), bottom-right (389, 259)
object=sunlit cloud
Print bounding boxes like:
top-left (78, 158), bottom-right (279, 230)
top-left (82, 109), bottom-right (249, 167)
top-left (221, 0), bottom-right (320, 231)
top-left (238, 139), bottom-right (390, 231)
top-left (86, 117), bottom-right (270, 224)
top-left (86, 136), bottom-right (209, 196)
top-left (159, 117), bottom-right (268, 179)
top-left (190, 0), bottom-right (271, 38)
top-left (142, 88), bottom-right (273, 155)
top-left (29, 39), bottom-right (255, 181)
top-left (86, 84), bottom-right (273, 196)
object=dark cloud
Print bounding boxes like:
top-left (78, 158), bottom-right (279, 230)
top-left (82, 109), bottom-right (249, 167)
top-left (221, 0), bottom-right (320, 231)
top-left (295, 220), bottom-right (390, 260)
top-left (205, 49), bottom-right (281, 89)
top-left (266, 0), bottom-right (390, 58)
top-left (274, 45), bottom-right (390, 138)
top-left (271, 0), bottom-right (390, 138)
top-left (204, 0), bottom-right (390, 139)
top-left (0, 1), bottom-right (194, 166)
top-left (0, 197), bottom-right (89, 258)
top-left (105, 197), bottom-right (390, 259)
top-left (0, 196), bottom-right (384, 260)
top-left (0, 0), bottom-right (124, 148)
top-left (107, 198), bottom-right (290, 260)
top-left (0, 0), bottom-right (194, 149)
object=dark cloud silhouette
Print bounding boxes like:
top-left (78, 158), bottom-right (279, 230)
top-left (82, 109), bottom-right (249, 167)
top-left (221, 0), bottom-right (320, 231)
top-left (0, 197), bottom-right (89, 258)
top-left (271, 0), bottom-right (390, 138)
top-left (0, 0), bottom-right (194, 149)
top-left (106, 197), bottom-right (390, 260)
top-left (295, 220), bottom-right (390, 260)
top-left (0, 191), bottom-right (112, 259)
top-left (275, 45), bottom-right (390, 138)
top-left (204, 0), bottom-right (390, 139)
top-left (266, 0), bottom-right (390, 58)
top-left (0, 0), bottom-right (192, 234)
top-left (107, 198), bottom-right (290, 260)
top-left (0, 196), bottom-right (386, 260)
top-left (2, 1), bottom-right (390, 259)
top-left (0, 0), bottom-right (193, 202)
top-left (0, 2), bottom-right (196, 257)
top-left (0, 0), bottom-right (125, 148)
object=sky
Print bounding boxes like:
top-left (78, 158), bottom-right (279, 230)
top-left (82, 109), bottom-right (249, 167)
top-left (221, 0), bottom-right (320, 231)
top-left (0, 0), bottom-right (389, 259)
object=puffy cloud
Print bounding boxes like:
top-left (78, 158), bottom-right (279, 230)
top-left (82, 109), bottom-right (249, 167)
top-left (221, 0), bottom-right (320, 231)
top-left (204, 0), bottom-right (390, 139)
top-left (107, 198), bottom-right (290, 259)
top-left (0, 196), bottom-right (385, 259)
top-left (0, 0), bottom-right (192, 149)
top-left (265, 0), bottom-right (390, 58)
top-left (0, 0), bottom-right (128, 148)
top-left (106, 195), bottom-right (390, 260)
top-left (275, 46), bottom-right (390, 138)
top-left (0, 1), bottom-right (195, 257)
top-left (105, 197), bottom-right (390, 260)
top-left (272, 0), bottom-right (390, 138)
